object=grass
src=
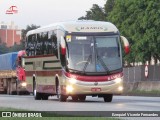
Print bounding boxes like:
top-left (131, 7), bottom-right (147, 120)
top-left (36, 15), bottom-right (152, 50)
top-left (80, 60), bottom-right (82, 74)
top-left (0, 107), bottom-right (120, 120)
top-left (0, 117), bottom-right (120, 120)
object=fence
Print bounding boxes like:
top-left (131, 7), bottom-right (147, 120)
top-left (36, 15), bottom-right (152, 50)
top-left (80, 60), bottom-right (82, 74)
top-left (123, 65), bottom-right (160, 83)
top-left (123, 65), bottom-right (160, 91)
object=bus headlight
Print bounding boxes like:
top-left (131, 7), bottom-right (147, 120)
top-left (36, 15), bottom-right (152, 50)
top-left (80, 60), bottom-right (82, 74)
top-left (21, 82), bottom-right (27, 87)
top-left (115, 78), bottom-right (122, 84)
top-left (69, 78), bottom-right (77, 84)
top-left (66, 85), bottom-right (73, 93)
top-left (118, 86), bottom-right (123, 91)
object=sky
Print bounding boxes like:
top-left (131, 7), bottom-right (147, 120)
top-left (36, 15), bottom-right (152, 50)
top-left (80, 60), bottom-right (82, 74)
top-left (0, 0), bottom-right (106, 29)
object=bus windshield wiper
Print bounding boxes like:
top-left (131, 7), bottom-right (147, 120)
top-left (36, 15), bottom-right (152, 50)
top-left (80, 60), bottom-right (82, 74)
top-left (97, 55), bottom-right (110, 74)
top-left (68, 68), bottom-right (84, 75)
top-left (82, 54), bottom-right (92, 74)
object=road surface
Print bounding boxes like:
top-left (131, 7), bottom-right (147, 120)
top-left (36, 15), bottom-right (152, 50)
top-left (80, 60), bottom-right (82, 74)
top-left (0, 95), bottom-right (160, 119)
top-left (0, 95), bottom-right (160, 111)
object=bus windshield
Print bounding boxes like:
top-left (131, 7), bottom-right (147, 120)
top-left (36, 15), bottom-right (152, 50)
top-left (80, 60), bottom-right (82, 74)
top-left (66, 35), bottom-right (122, 74)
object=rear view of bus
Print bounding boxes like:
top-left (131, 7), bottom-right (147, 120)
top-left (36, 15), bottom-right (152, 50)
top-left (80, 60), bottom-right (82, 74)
top-left (59, 21), bottom-right (129, 102)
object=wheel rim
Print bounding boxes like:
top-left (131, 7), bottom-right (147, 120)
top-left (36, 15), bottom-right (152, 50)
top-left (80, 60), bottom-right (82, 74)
top-left (57, 86), bottom-right (60, 98)
top-left (34, 89), bottom-right (36, 97)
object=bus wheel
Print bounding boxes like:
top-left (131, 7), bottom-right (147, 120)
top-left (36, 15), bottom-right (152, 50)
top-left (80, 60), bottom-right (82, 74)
top-left (103, 94), bottom-right (113, 102)
top-left (34, 91), bottom-right (41, 100)
top-left (72, 95), bottom-right (78, 102)
top-left (33, 81), bottom-right (41, 100)
top-left (78, 95), bottom-right (86, 101)
top-left (56, 85), bottom-right (60, 99)
top-left (41, 94), bottom-right (48, 100)
top-left (55, 78), bottom-right (60, 99)
top-left (59, 94), bottom-right (67, 102)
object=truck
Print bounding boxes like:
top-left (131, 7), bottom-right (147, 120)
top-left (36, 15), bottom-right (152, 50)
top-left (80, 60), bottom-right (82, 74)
top-left (0, 50), bottom-right (27, 95)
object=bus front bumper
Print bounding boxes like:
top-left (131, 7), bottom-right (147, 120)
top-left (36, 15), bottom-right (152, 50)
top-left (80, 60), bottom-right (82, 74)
top-left (62, 78), bottom-right (123, 95)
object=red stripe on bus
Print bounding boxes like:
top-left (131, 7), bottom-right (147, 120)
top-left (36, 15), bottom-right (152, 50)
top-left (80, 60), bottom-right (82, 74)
top-left (26, 71), bottom-right (62, 76)
top-left (64, 72), bottom-right (123, 82)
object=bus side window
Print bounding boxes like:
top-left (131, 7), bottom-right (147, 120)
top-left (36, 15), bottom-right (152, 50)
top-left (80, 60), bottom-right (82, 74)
top-left (27, 34), bottom-right (36, 56)
top-left (42, 32), bottom-right (48, 55)
top-left (41, 33), bottom-right (46, 55)
top-left (47, 38), bottom-right (52, 54)
top-left (47, 31), bottom-right (52, 54)
top-left (51, 32), bottom-right (58, 58)
top-left (36, 33), bottom-right (42, 55)
top-left (40, 34), bottom-right (44, 55)
top-left (25, 37), bottom-right (29, 56)
top-left (44, 40), bottom-right (49, 54)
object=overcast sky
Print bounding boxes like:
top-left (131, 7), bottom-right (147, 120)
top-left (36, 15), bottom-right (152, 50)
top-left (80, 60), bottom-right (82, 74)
top-left (0, 0), bottom-right (106, 29)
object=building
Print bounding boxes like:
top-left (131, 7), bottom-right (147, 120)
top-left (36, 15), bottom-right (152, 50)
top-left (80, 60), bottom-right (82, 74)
top-left (0, 21), bottom-right (21, 47)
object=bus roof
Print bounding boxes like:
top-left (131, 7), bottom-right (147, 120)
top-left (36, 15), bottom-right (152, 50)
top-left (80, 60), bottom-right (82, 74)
top-left (26, 20), bottom-right (119, 36)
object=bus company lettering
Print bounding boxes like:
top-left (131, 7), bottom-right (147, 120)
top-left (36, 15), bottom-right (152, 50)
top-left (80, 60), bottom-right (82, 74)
top-left (80, 26), bottom-right (103, 30)
top-left (107, 73), bottom-right (122, 81)
top-left (75, 26), bottom-right (108, 31)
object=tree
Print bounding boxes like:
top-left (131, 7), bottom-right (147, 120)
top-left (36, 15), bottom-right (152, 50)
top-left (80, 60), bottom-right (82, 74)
top-left (79, 0), bottom-right (160, 65)
top-left (108, 0), bottom-right (160, 65)
top-left (0, 43), bottom-right (8, 54)
top-left (104, 0), bottom-right (115, 17)
top-left (78, 4), bottom-right (106, 21)
top-left (21, 24), bottom-right (40, 41)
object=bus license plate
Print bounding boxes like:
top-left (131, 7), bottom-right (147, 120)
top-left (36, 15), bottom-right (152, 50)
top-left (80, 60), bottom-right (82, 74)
top-left (91, 88), bottom-right (101, 92)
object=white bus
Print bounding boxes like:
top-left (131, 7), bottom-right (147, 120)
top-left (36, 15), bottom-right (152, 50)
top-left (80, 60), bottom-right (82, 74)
top-left (24, 20), bottom-right (129, 102)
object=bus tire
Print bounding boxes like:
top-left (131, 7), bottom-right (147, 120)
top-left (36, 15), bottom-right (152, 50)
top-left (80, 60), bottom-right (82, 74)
top-left (41, 94), bottom-right (48, 100)
top-left (72, 95), bottom-right (78, 102)
top-left (33, 80), bottom-right (41, 100)
top-left (55, 78), bottom-right (60, 99)
top-left (78, 95), bottom-right (86, 101)
top-left (35, 92), bottom-right (41, 100)
top-left (59, 94), bottom-right (67, 102)
top-left (103, 94), bottom-right (113, 102)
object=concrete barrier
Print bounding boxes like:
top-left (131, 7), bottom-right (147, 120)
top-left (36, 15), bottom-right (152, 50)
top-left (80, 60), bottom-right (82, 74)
top-left (136, 81), bottom-right (160, 91)
top-left (124, 81), bottom-right (160, 94)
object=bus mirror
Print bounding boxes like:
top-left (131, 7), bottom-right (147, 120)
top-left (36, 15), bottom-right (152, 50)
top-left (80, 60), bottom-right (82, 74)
top-left (120, 36), bottom-right (130, 54)
top-left (60, 36), bottom-right (66, 55)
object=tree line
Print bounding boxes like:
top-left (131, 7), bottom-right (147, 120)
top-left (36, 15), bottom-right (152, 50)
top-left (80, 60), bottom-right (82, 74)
top-left (79, 0), bottom-right (160, 65)
top-left (1, 0), bottom-right (159, 66)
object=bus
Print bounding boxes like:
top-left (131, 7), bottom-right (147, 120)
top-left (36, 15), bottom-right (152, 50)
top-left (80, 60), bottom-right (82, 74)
top-left (24, 20), bottom-right (129, 102)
